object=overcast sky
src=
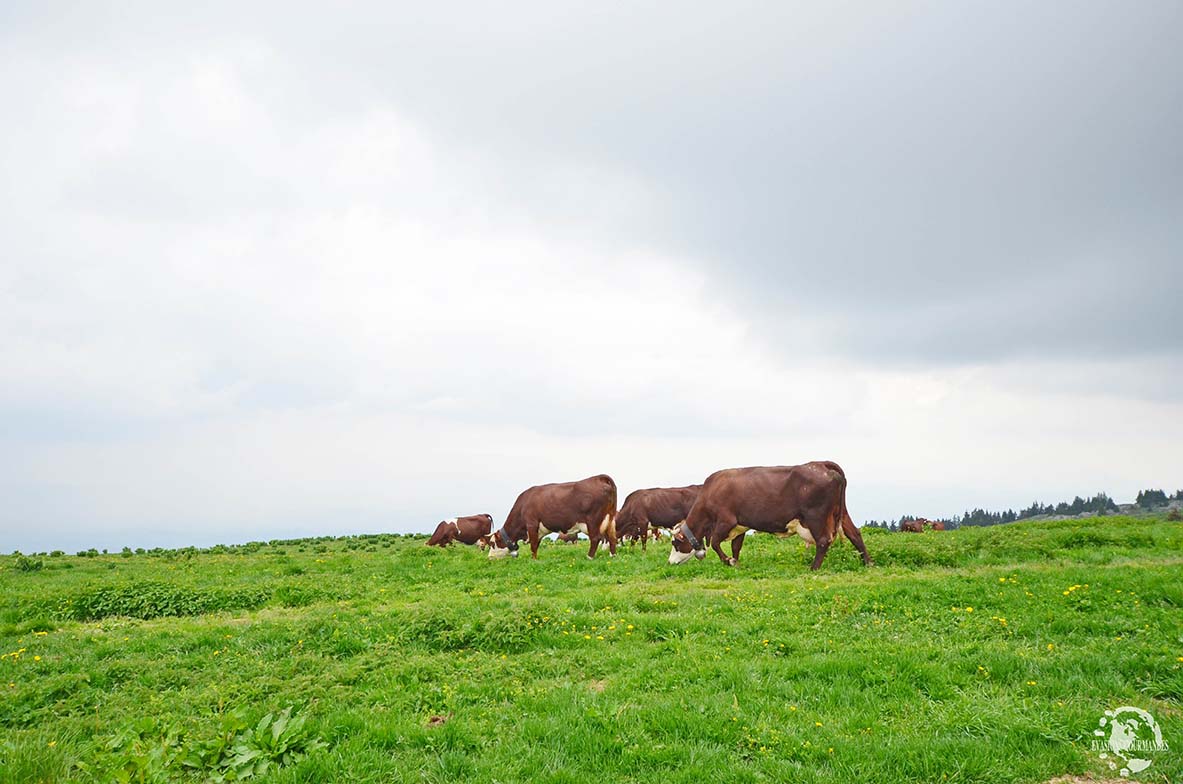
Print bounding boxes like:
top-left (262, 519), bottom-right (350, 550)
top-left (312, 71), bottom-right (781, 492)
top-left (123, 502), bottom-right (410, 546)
top-left (2, 1), bottom-right (1181, 552)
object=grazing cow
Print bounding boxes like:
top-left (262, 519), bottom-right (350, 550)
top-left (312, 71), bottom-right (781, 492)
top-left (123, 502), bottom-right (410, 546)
top-left (426, 514), bottom-right (494, 547)
top-left (927, 520), bottom-right (946, 531)
top-left (668, 462), bottom-right (872, 570)
top-left (556, 532), bottom-right (581, 543)
top-left (488, 475), bottom-right (618, 560)
top-left (616, 485), bottom-right (702, 550)
top-left (900, 519), bottom-right (925, 533)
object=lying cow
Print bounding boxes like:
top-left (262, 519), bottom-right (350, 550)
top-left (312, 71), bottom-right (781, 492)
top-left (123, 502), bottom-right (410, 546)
top-left (488, 474), bottom-right (618, 560)
top-left (668, 461), bottom-right (872, 570)
top-left (426, 514), bottom-right (494, 547)
top-left (616, 484), bottom-right (702, 550)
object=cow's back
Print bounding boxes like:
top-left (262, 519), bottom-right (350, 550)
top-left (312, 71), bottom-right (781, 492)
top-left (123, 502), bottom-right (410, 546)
top-left (697, 464), bottom-right (843, 526)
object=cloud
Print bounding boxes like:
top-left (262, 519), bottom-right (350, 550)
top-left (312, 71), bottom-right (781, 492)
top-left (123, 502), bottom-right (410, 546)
top-left (1, 2), bottom-right (1180, 551)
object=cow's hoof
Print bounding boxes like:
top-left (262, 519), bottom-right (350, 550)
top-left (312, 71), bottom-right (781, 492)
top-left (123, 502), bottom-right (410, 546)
top-left (726, 557), bottom-right (738, 567)
top-left (586, 555), bottom-right (595, 561)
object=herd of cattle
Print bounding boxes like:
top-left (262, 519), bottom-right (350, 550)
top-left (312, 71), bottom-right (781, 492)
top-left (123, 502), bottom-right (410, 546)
top-left (427, 460), bottom-right (875, 570)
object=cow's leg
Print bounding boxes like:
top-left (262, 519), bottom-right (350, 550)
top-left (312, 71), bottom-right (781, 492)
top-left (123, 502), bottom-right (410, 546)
top-left (710, 515), bottom-right (738, 565)
top-left (730, 532), bottom-right (746, 565)
top-left (528, 523), bottom-right (541, 559)
top-left (641, 520), bottom-right (648, 551)
top-left (606, 512), bottom-right (617, 557)
top-left (587, 525), bottom-right (601, 560)
top-left (809, 537), bottom-right (832, 570)
top-left (841, 512), bottom-right (873, 566)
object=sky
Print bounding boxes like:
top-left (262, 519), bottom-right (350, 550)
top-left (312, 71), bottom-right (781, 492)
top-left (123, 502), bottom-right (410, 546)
top-left (2, 1), bottom-right (1181, 552)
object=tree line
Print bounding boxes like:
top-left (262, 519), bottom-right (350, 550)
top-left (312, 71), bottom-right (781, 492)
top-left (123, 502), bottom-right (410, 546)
top-left (864, 488), bottom-right (1181, 531)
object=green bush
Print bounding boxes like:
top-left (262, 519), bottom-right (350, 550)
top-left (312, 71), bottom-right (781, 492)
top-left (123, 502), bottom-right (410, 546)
top-left (14, 555), bottom-right (44, 573)
top-left (42, 581), bottom-right (270, 622)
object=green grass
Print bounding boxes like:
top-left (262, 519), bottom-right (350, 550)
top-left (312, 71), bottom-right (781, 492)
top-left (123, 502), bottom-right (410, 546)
top-left (2, 516), bottom-right (1181, 783)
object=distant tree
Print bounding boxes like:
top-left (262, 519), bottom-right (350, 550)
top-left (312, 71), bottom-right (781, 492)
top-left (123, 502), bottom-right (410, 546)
top-left (1136, 489), bottom-right (1169, 509)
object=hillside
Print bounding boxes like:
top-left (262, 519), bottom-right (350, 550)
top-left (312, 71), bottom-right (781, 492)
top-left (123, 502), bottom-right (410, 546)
top-left (2, 516), bottom-right (1181, 783)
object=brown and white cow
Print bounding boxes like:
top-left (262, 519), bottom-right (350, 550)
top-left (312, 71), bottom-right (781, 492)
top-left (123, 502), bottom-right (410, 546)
top-left (487, 474), bottom-right (618, 560)
top-left (426, 514), bottom-right (494, 547)
top-left (616, 485), bottom-right (702, 550)
top-left (668, 462), bottom-right (872, 570)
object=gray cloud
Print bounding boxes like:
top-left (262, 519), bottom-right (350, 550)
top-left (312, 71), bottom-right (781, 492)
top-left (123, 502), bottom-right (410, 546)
top-left (2, 2), bottom-right (1181, 551)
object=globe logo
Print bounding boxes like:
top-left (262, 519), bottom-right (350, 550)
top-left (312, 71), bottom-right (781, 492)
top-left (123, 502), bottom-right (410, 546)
top-left (1091, 707), bottom-right (1169, 777)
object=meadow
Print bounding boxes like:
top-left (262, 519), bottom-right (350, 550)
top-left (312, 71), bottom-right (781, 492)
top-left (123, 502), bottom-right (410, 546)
top-left (1, 516), bottom-right (1180, 783)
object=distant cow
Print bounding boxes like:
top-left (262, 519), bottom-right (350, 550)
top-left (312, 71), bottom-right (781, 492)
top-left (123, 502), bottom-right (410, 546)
top-left (616, 485), bottom-right (702, 550)
top-left (488, 474), bottom-right (618, 560)
top-left (900, 519), bottom-right (925, 533)
top-left (556, 532), bottom-right (581, 543)
top-left (668, 462), bottom-right (872, 570)
top-left (927, 521), bottom-right (946, 531)
top-left (426, 514), bottom-right (494, 547)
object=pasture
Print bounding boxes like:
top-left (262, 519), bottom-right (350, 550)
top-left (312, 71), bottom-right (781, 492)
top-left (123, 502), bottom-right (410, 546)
top-left (2, 516), bottom-right (1181, 783)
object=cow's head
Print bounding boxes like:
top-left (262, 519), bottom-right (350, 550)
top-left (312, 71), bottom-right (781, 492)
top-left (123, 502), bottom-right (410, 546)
top-left (426, 521), bottom-right (450, 547)
top-left (486, 529), bottom-right (519, 559)
top-left (668, 522), bottom-right (706, 565)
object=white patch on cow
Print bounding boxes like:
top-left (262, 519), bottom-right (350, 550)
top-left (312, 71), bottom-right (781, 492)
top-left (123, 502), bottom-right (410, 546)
top-left (539, 521), bottom-right (588, 537)
top-left (722, 525), bottom-right (749, 543)
top-left (602, 513), bottom-right (615, 538)
top-left (444, 518), bottom-right (457, 525)
top-left (784, 518), bottom-right (815, 544)
top-left (668, 547), bottom-right (694, 565)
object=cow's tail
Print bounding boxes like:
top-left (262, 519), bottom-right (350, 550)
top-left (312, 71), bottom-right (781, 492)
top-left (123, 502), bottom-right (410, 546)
top-left (601, 475), bottom-right (618, 540)
top-left (831, 466), bottom-right (848, 541)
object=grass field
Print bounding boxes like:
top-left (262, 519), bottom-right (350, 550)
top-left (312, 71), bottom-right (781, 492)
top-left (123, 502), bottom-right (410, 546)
top-left (2, 516), bottom-right (1181, 783)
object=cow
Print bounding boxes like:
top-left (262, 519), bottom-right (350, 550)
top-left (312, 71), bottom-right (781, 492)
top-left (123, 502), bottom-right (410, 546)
top-left (426, 514), bottom-right (494, 547)
top-left (615, 485), bottom-right (702, 550)
top-left (668, 462), bottom-right (872, 570)
top-left (900, 519), bottom-right (925, 533)
top-left (487, 474), bottom-right (618, 560)
top-left (927, 520), bottom-right (946, 531)
top-left (555, 532), bottom-right (581, 543)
